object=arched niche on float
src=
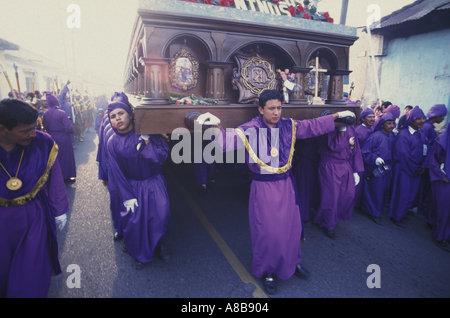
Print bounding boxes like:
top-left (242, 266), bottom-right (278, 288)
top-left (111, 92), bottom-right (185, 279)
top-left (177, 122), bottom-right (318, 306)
top-left (225, 42), bottom-right (297, 104)
top-left (163, 34), bottom-right (213, 98)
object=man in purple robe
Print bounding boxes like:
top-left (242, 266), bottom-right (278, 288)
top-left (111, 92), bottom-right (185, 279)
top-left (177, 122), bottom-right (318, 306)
top-left (427, 122), bottom-right (450, 252)
top-left (419, 104), bottom-right (448, 222)
top-left (106, 101), bottom-right (171, 269)
top-left (361, 112), bottom-right (395, 225)
top-left (388, 106), bottom-right (428, 227)
top-left (42, 93), bottom-right (76, 181)
top-left (354, 107), bottom-right (375, 208)
top-left (199, 90), bottom-right (355, 295)
top-left (94, 108), bottom-right (104, 134)
top-left (0, 99), bottom-right (68, 297)
top-left (314, 123), bottom-right (364, 239)
top-left (58, 81), bottom-right (74, 124)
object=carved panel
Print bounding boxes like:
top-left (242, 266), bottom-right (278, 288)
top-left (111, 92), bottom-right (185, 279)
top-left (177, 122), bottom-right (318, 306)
top-left (231, 53), bottom-right (277, 103)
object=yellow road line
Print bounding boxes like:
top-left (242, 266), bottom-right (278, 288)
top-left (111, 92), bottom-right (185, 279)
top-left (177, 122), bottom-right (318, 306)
top-left (165, 168), bottom-right (267, 298)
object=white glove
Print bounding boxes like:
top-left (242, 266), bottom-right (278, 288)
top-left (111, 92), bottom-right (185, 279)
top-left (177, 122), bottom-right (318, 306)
top-left (354, 172), bottom-right (360, 186)
top-left (196, 112), bottom-right (221, 126)
top-left (137, 135), bottom-right (151, 151)
top-left (375, 157), bottom-right (385, 166)
top-left (124, 199), bottom-right (138, 213)
top-left (55, 214), bottom-right (67, 231)
top-left (338, 126), bottom-right (347, 131)
top-left (338, 110), bottom-right (356, 118)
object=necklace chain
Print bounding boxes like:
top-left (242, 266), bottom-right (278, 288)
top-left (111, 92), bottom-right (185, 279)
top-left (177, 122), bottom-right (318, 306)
top-left (0, 149), bottom-right (25, 179)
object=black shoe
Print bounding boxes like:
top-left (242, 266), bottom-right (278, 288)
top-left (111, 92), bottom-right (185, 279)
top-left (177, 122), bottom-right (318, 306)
top-left (371, 216), bottom-right (384, 226)
top-left (114, 232), bottom-right (124, 241)
top-left (134, 260), bottom-right (145, 270)
top-left (432, 239), bottom-right (450, 252)
top-left (322, 227), bottom-right (337, 240)
top-left (390, 217), bottom-right (405, 228)
top-left (157, 245), bottom-right (171, 263)
top-left (262, 273), bottom-right (276, 295)
top-left (295, 263), bottom-right (310, 280)
top-left (197, 185), bottom-right (207, 197)
top-left (122, 245), bottom-right (128, 253)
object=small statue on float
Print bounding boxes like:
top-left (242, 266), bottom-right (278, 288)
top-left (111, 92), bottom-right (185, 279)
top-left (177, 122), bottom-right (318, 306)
top-left (277, 69), bottom-right (301, 104)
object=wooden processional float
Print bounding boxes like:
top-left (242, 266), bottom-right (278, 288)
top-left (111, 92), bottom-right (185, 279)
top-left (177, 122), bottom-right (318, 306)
top-left (123, 0), bottom-right (360, 134)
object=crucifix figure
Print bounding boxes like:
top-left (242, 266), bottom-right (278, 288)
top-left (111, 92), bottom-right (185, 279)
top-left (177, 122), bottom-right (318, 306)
top-left (311, 53), bottom-right (327, 104)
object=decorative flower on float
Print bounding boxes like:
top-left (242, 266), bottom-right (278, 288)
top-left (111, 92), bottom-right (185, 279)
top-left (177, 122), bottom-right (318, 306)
top-left (178, 0), bottom-right (334, 23)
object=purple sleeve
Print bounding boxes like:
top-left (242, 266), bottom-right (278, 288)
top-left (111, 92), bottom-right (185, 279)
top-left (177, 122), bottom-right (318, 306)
top-left (349, 131), bottom-right (364, 173)
top-left (107, 138), bottom-right (136, 202)
top-left (294, 115), bottom-right (335, 140)
top-left (62, 112), bottom-right (74, 134)
top-left (46, 158), bottom-right (69, 217)
top-left (361, 134), bottom-right (379, 166)
top-left (58, 85), bottom-right (69, 106)
top-left (138, 135), bottom-right (169, 164)
top-left (428, 142), bottom-right (447, 182)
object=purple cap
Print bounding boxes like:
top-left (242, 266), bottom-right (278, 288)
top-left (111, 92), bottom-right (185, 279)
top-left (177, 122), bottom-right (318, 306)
top-left (383, 105), bottom-right (400, 119)
top-left (359, 107), bottom-right (375, 124)
top-left (46, 93), bottom-right (59, 108)
top-left (426, 104), bottom-right (447, 119)
top-left (374, 112), bottom-right (395, 132)
top-left (402, 106), bottom-right (425, 129)
top-left (111, 92), bottom-right (129, 105)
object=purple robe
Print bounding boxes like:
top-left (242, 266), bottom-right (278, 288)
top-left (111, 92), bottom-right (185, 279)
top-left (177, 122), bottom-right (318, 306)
top-left (354, 124), bottom-right (374, 207)
top-left (58, 85), bottom-right (74, 122)
top-left (361, 130), bottom-right (395, 217)
top-left (388, 128), bottom-right (428, 221)
top-left (107, 130), bottom-right (170, 263)
top-left (94, 108), bottom-right (104, 134)
top-left (0, 131), bottom-right (69, 298)
top-left (215, 114), bottom-right (335, 280)
top-left (103, 123), bottom-right (123, 236)
top-left (314, 126), bottom-right (364, 230)
top-left (293, 137), bottom-right (321, 222)
top-left (427, 141), bottom-right (450, 241)
top-left (42, 101), bottom-right (76, 179)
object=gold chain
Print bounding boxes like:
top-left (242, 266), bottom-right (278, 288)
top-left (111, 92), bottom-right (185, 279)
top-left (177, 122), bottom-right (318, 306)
top-left (0, 149), bottom-right (25, 179)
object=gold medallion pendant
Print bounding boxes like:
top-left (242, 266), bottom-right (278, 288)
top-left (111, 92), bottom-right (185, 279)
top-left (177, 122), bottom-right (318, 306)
top-left (270, 148), bottom-right (279, 157)
top-left (6, 177), bottom-right (22, 191)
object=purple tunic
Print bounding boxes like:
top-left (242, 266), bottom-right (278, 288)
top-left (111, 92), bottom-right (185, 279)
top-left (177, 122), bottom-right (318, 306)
top-left (361, 130), bottom-right (395, 217)
top-left (58, 85), bottom-right (74, 122)
top-left (388, 128), bottom-right (428, 221)
top-left (293, 137), bottom-right (321, 222)
top-left (0, 131), bottom-right (69, 298)
top-left (427, 141), bottom-right (450, 241)
top-left (215, 114), bottom-right (335, 279)
top-left (314, 126), bottom-right (364, 230)
top-left (425, 121), bottom-right (450, 241)
top-left (107, 130), bottom-right (170, 263)
top-left (354, 124), bottom-right (374, 207)
top-left (43, 104), bottom-right (76, 179)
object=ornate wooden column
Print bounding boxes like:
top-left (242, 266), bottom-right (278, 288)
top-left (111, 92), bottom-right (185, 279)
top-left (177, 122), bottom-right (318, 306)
top-left (203, 61), bottom-right (233, 105)
top-left (325, 70), bottom-right (351, 105)
top-left (288, 66), bottom-right (311, 105)
top-left (139, 57), bottom-right (171, 105)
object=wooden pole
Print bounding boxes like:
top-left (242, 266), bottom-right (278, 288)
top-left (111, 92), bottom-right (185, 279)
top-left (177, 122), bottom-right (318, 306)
top-left (0, 61), bottom-right (17, 98)
top-left (13, 62), bottom-right (22, 100)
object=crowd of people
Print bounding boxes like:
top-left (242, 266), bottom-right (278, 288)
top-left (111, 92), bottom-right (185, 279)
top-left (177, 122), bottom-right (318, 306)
top-left (0, 87), bottom-right (448, 297)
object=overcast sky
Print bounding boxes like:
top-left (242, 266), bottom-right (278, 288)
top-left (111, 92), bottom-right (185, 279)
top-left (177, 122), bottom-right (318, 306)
top-left (0, 0), bottom-right (416, 87)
